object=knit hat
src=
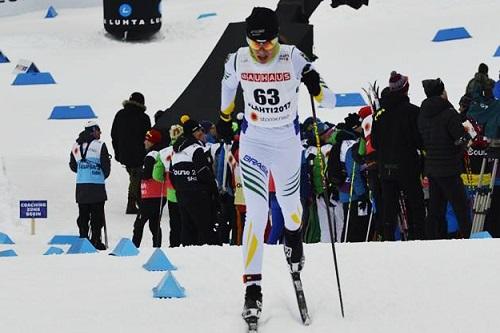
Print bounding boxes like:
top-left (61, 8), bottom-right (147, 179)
top-left (344, 113), bottom-right (361, 130)
top-left (145, 128), bottom-right (162, 144)
top-left (478, 63), bottom-right (488, 75)
top-left (84, 120), bottom-right (100, 131)
top-left (180, 115), bottom-right (203, 136)
top-left (358, 105), bottom-right (373, 119)
top-left (422, 78), bottom-right (445, 98)
top-left (389, 71), bottom-right (409, 93)
top-left (200, 120), bottom-right (214, 133)
top-left (246, 7), bottom-right (279, 41)
top-left (169, 124), bottom-right (183, 141)
top-left (129, 92), bottom-right (145, 106)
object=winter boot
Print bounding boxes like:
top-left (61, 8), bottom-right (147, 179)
top-left (126, 198), bottom-right (139, 214)
top-left (242, 284), bottom-right (263, 320)
top-left (91, 239), bottom-right (107, 251)
top-left (284, 228), bottom-right (305, 273)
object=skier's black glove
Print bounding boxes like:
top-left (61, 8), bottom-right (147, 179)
top-left (216, 112), bottom-right (233, 143)
top-left (301, 65), bottom-right (321, 97)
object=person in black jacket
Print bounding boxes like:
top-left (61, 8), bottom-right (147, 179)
top-left (372, 71), bottom-right (426, 240)
top-left (171, 116), bottom-right (219, 246)
top-left (111, 92), bottom-right (151, 214)
top-left (69, 121), bottom-right (111, 250)
top-left (418, 78), bottom-right (471, 239)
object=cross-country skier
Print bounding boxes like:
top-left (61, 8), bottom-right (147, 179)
top-left (216, 7), bottom-right (336, 329)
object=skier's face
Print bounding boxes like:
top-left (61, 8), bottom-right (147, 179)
top-left (247, 37), bottom-right (278, 64)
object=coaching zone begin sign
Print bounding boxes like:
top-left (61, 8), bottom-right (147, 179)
top-left (20, 200), bottom-right (47, 218)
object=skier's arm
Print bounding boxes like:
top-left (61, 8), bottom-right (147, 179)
top-left (292, 48), bottom-right (336, 108)
top-left (220, 52), bottom-right (239, 121)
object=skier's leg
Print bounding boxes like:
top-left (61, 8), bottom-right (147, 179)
top-left (239, 136), bottom-right (270, 286)
top-left (272, 135), bottom-right (304, 272)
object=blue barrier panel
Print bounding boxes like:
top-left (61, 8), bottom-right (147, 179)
top-left (335, 93), bottom-right (366, 107)
top-left (153, 271), bottom-right (186, 298)
top-left (67, 238), bottom-right (97, 254)
top-left (109, 238), bottom-right (139, 256)
top-left (470, 231), bottom-right (492, 239)
top-left (0, 249), bottom-right (17, 257)
top-left (143, 248), bottom-right (177, 271)
top-left (45, 6), bottom-right (58, 18)
top-left (0, 232), bottom-right (15, 244)
top-left (49, 105), bottom-right (97, 120)
top-left (432, 27), bottom-right (471, 42)
top-left (197, 12), bottom-right (217, 19)
top-left (12, 72), bottom-right (56, 85)
top-left (48, 235), bottom-right (80, 245)
top-left (0, 51), bottom-right (9, 63)
top-left (494, 46), bottom-right (500, 57)
top-left (44, 246), bottom-right (64, 255)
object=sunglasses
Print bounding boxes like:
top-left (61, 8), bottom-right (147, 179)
top-left (246, 37), bottom-right (278, 51)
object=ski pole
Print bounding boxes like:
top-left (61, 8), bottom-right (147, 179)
top-left (343, 161), bottom-right (357, 243)
top-left (103, 213), bottom-right (108, 249)
top-left (310, 94), bottom-right (345, 318)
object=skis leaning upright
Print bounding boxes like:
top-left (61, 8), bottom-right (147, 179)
top-left (291, 272), bottom-right (311, 325)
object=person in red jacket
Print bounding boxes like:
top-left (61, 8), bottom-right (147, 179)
top-left (132, 128), bottom-right (167, 248)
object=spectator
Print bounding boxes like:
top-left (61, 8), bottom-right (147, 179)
top-left (465, 63), bottom-right (490, 100)
top-left (132, 128), bottom-right (167, 248)
top-left (171, 116), bottom-right (219, 246)
top-left (153, 109), bottom-right (171, 146)
top-left (419, 78), bottom-right (471, 239)
top-left (201, 120), bottom-right (217, 144)
top-left (69, 121), bottom-right (111, 250)
top-left (155, 124), bottom-right (184, 247)
top-left (111, 92), bottom-right (151, 214)
top-left (371, 71), bottom-right (425, 240)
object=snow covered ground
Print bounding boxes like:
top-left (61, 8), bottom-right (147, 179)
top-left (0, 0), bottom-right (500, 332)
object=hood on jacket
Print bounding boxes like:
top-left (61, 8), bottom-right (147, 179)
top-left (122, 99), bottom-right (147, 112)
top-left (172, 135), bottom-right (202, 153)
top-left (420, 96), bottom-right (454, 118)
top-left (380, 90), bottom-right (410, 111)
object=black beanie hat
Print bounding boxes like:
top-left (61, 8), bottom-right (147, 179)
top-left (129, 92), bottom-right (145, 106)
top-left (246, 7), bottom-right (279, 41)
top-left (180, 115), bottom-right (202, 136)
top-left (344, 113), bottom-right (361, 130)
top-left (478, 63), bottom-right (488, 75)
top-left (422, 78), bottom-right (445, 97)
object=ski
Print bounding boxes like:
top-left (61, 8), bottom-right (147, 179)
top-left (291, 272), bottom-right (311, 325)
top-left (244, 316), bottom-right (258, 333)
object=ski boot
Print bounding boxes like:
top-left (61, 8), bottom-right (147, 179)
top-left (242, 284), bottom-right (262, 332)
top-left (284, 228), bottom-right (305, 273)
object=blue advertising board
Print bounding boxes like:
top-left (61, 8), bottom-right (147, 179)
top-left (20, 200), bottom-right (47, 219)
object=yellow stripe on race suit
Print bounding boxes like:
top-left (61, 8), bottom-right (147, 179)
top-left (291, 212), bottom-right (301, 225)
top-left (245, 234), bottom-right (259, 269)
top-left (220, 100), bottom-right (235, 121)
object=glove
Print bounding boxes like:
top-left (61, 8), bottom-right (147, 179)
top-left (216, 113), bottom-right (233, 142)
top-left (301, 65), bottom-right (321, 96)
